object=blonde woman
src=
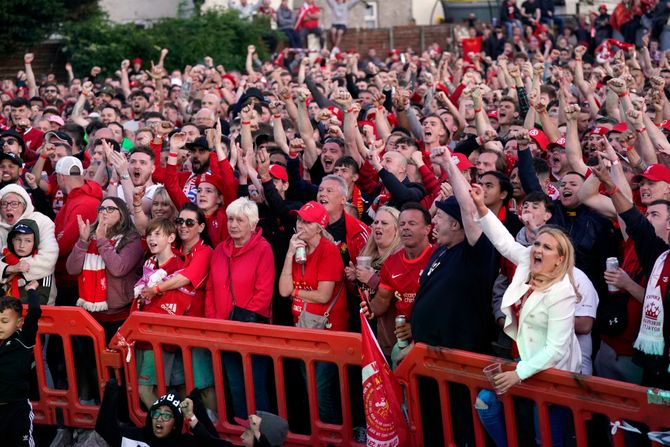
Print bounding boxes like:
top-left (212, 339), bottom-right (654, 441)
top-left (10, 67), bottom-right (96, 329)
top-left (471, 184), bottom-right (581, 447)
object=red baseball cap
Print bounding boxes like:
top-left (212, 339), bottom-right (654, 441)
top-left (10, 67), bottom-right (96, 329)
top-left (268, 164), bottom-right (288, 182)
top-left (633, 164), bottom-right (670, 184)
top-left (195, 172), bottom-right (226, 196)
top-left (451, 152), bottom-right (474, 171)
top-left (608, 122), bottom-right (628, 134)
top-left (327, 105), bottom-right (343, 123)
top-left (660, 120), bottom-right (670, 132)
top-left (547, 137), bottom-right (566, 151)
top-left (528, 128), bottom-right (550, 152)
top-left (589, 126), bottom-right (609, 136)
top-left (293, 201), bottom-right (329, 226)
top-left (488, 110), bottom-right (499, 120)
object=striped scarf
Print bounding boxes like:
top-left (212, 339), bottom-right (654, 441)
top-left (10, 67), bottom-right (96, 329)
top-left (77, 236), bottom-right (122, 312)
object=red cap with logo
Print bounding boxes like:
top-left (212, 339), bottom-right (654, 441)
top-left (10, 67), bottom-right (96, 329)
top-left (633, 164), bottom-right (670, 184)
top-left (528, 128), bottom-right (550, 152)
top-left (589, 126), bottom-right (609, 136)
top-left (488, 110), bottom-right (499, 120)
top-left (268, 164), bottom-right (289, 182)
top-left (547, 137), bottom-right (566, 150)
top-left (195, 172), bottom-right (226, 196)
top-left (608, 122), bottom-right (628, 134)
top-left (293, 201), bottom-right (329, 226)
top-left (451, 152), bottom-right (474, 171)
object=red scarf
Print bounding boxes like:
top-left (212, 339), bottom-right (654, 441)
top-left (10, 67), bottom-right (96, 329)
top-left (77, 237), bottom-right (120, 312)
top-left (2, 248), bottom-right (22, 298)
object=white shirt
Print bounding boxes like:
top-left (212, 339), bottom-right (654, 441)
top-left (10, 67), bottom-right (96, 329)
top-left (573, 268), bottom-right (599, 375)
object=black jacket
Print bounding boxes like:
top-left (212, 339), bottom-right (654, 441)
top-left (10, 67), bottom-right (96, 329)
top-left (0, 289), bottom-right (41, 403)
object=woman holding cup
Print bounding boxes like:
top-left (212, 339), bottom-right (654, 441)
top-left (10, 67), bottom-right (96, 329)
top-left (470, 184), bottom-right (581, 447)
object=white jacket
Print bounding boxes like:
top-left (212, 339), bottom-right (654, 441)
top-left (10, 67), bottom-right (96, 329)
top-left (478, 211), bottom-right (582, 380)
top-left (0, 184), bottom-right (59, 303)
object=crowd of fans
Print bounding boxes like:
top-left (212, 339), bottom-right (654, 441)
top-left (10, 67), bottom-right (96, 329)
top-left (1, 0), bottom-right (670, 445)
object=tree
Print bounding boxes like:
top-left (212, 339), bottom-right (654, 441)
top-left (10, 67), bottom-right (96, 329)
top-left (0, 0), bottom-right (98, 54)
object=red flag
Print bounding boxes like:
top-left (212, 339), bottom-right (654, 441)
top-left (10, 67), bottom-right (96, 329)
top-left (361, 311), bottom-right (407, 447)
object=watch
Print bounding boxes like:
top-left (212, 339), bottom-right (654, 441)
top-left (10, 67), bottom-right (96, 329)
top-left (120, 173), bottom-right (130, 180)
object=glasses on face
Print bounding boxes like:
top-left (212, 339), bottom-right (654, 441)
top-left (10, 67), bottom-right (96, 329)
top-left (151, 410), bottom-right (174, 421)
top-left (175, 217), bottom-right (197, 227)
top-left (98, 205), bottom-right (120, 214)
top-left (45, 89), bottom-right (58, 94)
top-left (1, 200), bottom-right (23, 209)
top-left (2, 138), bottom-right (17, 145)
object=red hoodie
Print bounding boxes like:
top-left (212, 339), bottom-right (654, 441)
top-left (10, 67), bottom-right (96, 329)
top-left (205, 229), bottom-right (275, 320)
top-left (54, 180), bottom-right (103, 287)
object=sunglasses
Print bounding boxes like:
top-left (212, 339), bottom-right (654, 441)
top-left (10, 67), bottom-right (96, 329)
top-left (175, 217), bottom-right (197, 227)
top-left (98, 205), bottom-right (120, 214)
top-left (45, 89), bottom-right (58, 93)
top-left (150, 410), bottom-right (174, 421)
top-left (2, 138), bottom-right (18, 145)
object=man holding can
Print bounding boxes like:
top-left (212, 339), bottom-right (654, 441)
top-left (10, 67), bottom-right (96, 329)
top-left (361, 202), bottom-right (435, 367)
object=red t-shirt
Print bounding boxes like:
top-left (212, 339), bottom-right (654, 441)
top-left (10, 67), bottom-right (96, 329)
top-left (379, 244), bottom-right (436, 317)
top-left (140, 256), bottom-right (192, 316)
top-left (291, 237), bottom-right (347, 331)
top-left (178, 240), bottom-right (213, 317)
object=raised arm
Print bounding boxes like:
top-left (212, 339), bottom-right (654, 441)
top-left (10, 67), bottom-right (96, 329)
top-left (295, 88), bottom-right (320, 169)
top-left (564, 104), bottom-right (589, 176)
top-left (24, 53), bottom-right (38, 99)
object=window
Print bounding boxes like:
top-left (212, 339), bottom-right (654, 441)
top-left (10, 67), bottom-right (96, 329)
top-left (364, 1), bottom-right (378, 29)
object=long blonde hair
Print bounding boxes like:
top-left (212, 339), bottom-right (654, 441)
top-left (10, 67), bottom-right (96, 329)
top-left (528, 226), bottom-right (581, 301)
top-left (359, 206), bottom-right (402, 268)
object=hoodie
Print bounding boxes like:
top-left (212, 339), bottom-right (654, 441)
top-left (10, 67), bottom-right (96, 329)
top-left (54, 180), bottom-right (103, 287)
top-left (2, 219), bottom-right (53, 303)
top-left (0, 184), bottom-right (59, 303)
top-left (205, 228), bottom-right (275, 320)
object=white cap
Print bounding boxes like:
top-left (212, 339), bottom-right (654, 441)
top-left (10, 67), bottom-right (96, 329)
top-left (55, 156), bottom-right (83, 176)
top-left (170, 77), bottom-right (183, 87)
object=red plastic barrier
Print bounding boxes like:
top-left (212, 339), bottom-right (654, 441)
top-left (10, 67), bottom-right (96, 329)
top-left (30, 305), bottom-right (122, 428)
top-left (394, 344), bottom-right (670, 447)
top-left (110, 312), bottom-right (365, 446)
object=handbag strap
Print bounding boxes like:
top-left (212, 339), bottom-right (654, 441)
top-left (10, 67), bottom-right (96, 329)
top-left (304, 282), bottom-right (343, 317)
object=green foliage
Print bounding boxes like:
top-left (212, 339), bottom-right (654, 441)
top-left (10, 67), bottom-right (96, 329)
top-left (0, 0), bottom-right (98, 54)
top-left (61, 10), bottom-right (280, 77)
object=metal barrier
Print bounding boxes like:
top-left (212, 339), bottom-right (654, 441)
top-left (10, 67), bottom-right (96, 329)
top-left (110, 312), bottom-right (365, 446)
top-left (30, 306), bottom-right (122, 428)
top-left (394, 343), bottom-right (670, 447)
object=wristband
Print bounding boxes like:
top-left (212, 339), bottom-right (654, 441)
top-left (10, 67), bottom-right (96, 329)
top-left (474, 108), bottom-right (482, 113)
top-left (635, 127), bottom-right (647, 134)
top-left (603, 185), bottom-right (618, 197)
top-left (40, 153), bottom-right (48, 160)
top-left (626, 146), bottom-right (636, 152)
top-left (82, 92), bottom-right (91, 97)
top-left (273, 114), bottom-right (281, 119)
top-left (618, 92), bottom-right (629, 98)
top-left (241, 121), bottom-right (251, 125)
top-left (155, 285), bottom-right (162, 295)
top-left (476, 136), bottom-right (484, 146)
top-left (346, 107), bottom-right (354, 114)
top-left (169, 152), bottom-right (178, 157)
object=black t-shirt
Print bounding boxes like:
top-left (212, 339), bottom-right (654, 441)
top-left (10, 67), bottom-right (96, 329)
top-left (327, 214), bottom-right (350, 265)
top-left (411, 236), bottom-right (497, 354)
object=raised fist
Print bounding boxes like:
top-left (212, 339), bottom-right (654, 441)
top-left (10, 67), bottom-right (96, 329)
top-left (24, 53), bottom-right (34, 65)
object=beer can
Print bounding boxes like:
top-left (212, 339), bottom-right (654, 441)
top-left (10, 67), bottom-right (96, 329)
top-left (395, 315), bottom-right (409, 348)
top-left (295, 246), bottom-right (307, 264)
top-left (606, 257), bottom-right (619, 293)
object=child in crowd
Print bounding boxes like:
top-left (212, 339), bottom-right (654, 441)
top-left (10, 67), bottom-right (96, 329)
top-left (0, 281), bottom-right (42, 446)
top-left (1, 219), bottom-right (54, 304)
top-left (133, 218), bottom-right (194, 409)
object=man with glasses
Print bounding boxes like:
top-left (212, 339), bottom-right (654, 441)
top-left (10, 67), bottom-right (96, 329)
top-left (41, 83), bottom-right (61, 107)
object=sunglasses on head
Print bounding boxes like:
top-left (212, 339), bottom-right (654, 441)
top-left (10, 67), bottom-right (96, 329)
top-left (175, 217), bottom-right (197, 227)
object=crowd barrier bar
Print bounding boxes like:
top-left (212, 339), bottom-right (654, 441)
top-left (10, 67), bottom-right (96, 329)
top-left (394, 343), bottom-right (670, 447)
top-left (31, 308), bottom-right (670, 446)
top-left (30, 305), bottom-right (122, 428)
top-left (110, 312), bottom-right (365, 446)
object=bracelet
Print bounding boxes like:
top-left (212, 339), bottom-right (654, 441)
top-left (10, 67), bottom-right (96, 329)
top-left (618, 92), bottom-right (629, 98)
top-left (476, 136), bottom-right (484, 145)
top-left (168, 152), bottom-right (178, 157)
top-left (603, 185), bottom-right (618, 197)
top-left (82, 92), bottom-right (91, 97)
top-left (635, 127), bottom-right (647, 134)
top-left (40, 154), bottom-right (48, 160)
top-left (241, 121), bottom-right (251, 125)
top-left (273, 114), bottom-right (281, 119)
top-left (346, 107), bottom-right (354, 114)
top-left (474, 108), bottom-right (482, 113)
